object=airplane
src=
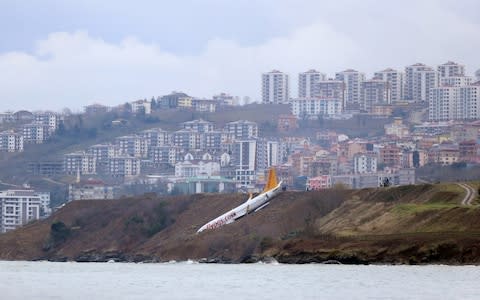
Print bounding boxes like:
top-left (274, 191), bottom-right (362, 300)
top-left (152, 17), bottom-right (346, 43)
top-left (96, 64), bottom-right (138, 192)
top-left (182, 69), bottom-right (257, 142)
top-left (197, 168), bottom-right (283, 233)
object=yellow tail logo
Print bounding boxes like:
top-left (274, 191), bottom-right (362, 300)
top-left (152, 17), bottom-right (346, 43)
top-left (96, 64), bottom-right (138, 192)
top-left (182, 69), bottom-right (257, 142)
top-left (263, 168), bottom-right (278, 192)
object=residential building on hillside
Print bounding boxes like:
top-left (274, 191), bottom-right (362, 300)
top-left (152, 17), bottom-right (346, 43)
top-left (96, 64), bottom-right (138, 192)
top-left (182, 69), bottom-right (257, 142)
top-left (0, 190), bottom-right (42, 233)
top-left (335, 69), bottom-right (365, 110)
top-left (298, 69), bottom-right (326, 98)
top-left (428, 143), bottom-right (459, 165)
top-left (353, 152), bottom-right (378, 174)
top-left (28, 161), bottom-right (64, 176)
top-left (84, 103), bottom-right (109, 115)
top-left (438, 61), bottom-right (465, 78)
top-left (202, 131), bottom-right (223, 153)
top-left (182, 119), bottom-right (214, 133)
top-left (34, 112), bottom-right (60, 134)
top-left (213, 93), bottom-right (238, 106)
top-left (171, 129), bottom-right (202, 151)
top-left (130, 99), bottom-right (152, 114)
top-left (233, 139), bottom-right (257, 187)
top-left (374, 68), bottom-right (404, 102)
top-left (22, 123), bottom-right (51, 144)
top-left (115, 135), bottom-right (149, 158)
top-left (404, 63), bottom-right (438, 102)
top-left (0, 112), bottom-right (15, 123)
top-left (107, 156), bottom-right (141, 177)
top-left (175, 160), bottom-right (220, 177)
top-left (429, 81), bottom-right (480, 121)
top-left (360, 79), bottom-right (390, 112)
top-left (256, 139), bottom-right (281, 172)
top-left (158, 92), bottom-right (190, 109)
top-left (440, 76), bottom-right (473, 87)
top-left (262, 70), bottom-right (290, 104)
top-left (139, 128), bottom-right (170, 147)
top-left (306, 175), bottom-right (332, 190)
top-left (0, 130), bottom-right (23, 152)
top-left (149, 146), bottom-right (180, 165)
top-left (291, 97), bottom-right (343, 118)
top-left (277, 114), bottom-right (298, 132)
top-left (64, 152), bottom-right (97, 175)
top-left (68, 179), bottom-right (115, 201)
top-left (314, 79), bottom-right (344, 100)
top-left (192, 99), bottom-right (217, 112)
top-left (224, 120), bottom-right (258, 139)
top-left (384, 118), bottom-right (410, 138)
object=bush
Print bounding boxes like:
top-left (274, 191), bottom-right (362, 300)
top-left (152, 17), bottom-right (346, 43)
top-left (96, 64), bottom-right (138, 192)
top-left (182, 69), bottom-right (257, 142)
top-left (144, 202), bottom-right (173, 237)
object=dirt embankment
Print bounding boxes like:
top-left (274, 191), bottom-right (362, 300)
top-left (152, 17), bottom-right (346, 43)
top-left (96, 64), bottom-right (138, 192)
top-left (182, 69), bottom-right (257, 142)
top-left (1, 184), bottom-right (480, 264)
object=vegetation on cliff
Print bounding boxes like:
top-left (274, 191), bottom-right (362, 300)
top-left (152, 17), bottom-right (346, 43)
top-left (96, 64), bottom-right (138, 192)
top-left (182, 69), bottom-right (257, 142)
top-left (0, 183), bottom-right (479, 264)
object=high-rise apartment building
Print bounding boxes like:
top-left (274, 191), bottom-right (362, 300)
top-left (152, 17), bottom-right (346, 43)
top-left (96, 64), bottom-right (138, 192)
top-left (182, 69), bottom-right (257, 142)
top-left (335, 69), bottom-right (365, 110)
top-left (438, 61), bottom-right (465, 78)
top-left (374, 68), bottom-right (403, 102)
top-left (361, 79), bottom-right (390, 112)
top-left (298, 69), bottom-right (326, 98)
top-left (262, 70), bottom-right (290, 104)
top-left (314, 79), bottom-right (345, 99)
top-left (233, 140), bottom-right (257, 187)
top-left (429, 81), bottom-right (480, 121)
top-left (404, 63), bottom-right (438, 102)
top-left (0, 190), bottom-right (42, 233)
top-left (224, 120), bottom-right (258, 139)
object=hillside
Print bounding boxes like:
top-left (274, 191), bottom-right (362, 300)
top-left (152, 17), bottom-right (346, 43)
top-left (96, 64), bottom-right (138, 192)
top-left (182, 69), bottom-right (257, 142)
top-left (1, 183), bottom-right (479, 264)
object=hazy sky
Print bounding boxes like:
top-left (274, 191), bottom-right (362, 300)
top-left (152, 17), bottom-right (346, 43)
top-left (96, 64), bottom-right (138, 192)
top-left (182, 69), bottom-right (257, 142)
top-left (1, 0), bottom-right (479, 111)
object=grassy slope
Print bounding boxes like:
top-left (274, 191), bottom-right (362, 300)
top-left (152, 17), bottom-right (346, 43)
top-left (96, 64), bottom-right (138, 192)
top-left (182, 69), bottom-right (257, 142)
top-left (0, 182), bottom-right (479, 263)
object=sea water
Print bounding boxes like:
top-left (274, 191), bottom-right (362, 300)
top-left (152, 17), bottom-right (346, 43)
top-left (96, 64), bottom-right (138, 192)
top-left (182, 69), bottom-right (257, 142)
top-left (0, 261), bottom-right (478, 299)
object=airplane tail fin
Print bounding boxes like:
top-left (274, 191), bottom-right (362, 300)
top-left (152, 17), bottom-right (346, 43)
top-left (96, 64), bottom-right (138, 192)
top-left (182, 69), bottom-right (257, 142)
top-left (263, 168), bottom-right (279, 192)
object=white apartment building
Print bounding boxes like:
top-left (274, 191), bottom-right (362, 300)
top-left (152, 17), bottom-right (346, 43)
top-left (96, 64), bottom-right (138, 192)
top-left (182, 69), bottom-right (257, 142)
top-left (353, 153), bottom-right (378, 174)
top-left (64, 152), bottom-right (97, 175)
top-left (22, 123), bottom-right (50, 144)
top-left (107, 156), bottom-right (141, 177)
top-left (0, 190), bottom-right (42, 233)
top-left (130, 99), bottom-right (152, 114)
top-left (68, 179), bottom-right (115, 201)
top-left (233, 140), bottom-right (257, 187)
top-left (149, 146), bottom-right (180, 165)
top-left (224, 120), bottom-right (258, 139)
top-left (115, 135), bottom-right (149, 158)
top-left (384, 118), bottom-right (410, 138)
top-left (139, 128), bottom-right (170, 147)
top-left (298, 69), bottom-right (326, 98)
top-left (440, 76), bottom-right (473, 87)
top-left (37, 191), bottom-right (52, 217)
top-left (404, 63), bottom-right (438, 102)
top-left (438, 61), bottom-right (465, 78)
top-left (87, 144), bottom-right (121, 163)
top-left (429, 81), bottom-right (480, 121)
top-left (34, 112), bottom-right (60, 134)
top-left (374, 68), bottom-right (404, 102)
top-left (171, 129), bottom-right (202, 151)
top-left (291, 98), bottom-right (343, 118)
top-left (360, 79), bottom-right (390, 112)
top-left (0, 131), bottom-right (24, 152)
top-left (457, 82), bottom-right (480, 120)
top-left (335, 69), bottom-right (365, 110)
top-left (174, 160), bottom-right (220, 177)
top-left (256, 139), bottom-right (281, 172)
top-left (262, 70), bottom-right (290, 104)
top-left (182, 119), bottom-right (215, 133)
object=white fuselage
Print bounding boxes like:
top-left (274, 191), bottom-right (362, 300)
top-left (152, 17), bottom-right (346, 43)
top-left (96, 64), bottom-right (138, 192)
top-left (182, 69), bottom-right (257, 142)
top-left (197, 182), bottom-right (283, 233)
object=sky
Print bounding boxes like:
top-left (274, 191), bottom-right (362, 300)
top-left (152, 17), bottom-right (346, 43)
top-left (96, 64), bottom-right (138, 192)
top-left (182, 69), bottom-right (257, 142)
top-left (1, 0), bottom-right (479, 112)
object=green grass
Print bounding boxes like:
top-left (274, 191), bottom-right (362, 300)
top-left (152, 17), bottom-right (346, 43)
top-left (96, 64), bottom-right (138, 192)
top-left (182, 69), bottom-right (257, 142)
top-left (391, 203), bottom-right (460, 216)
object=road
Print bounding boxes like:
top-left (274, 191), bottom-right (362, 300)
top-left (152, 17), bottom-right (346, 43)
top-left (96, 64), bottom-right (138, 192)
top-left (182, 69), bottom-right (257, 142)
top-left (0, 180), bottom-right (22, 188)
top-left (457, 183), bottom-right (477, 206)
